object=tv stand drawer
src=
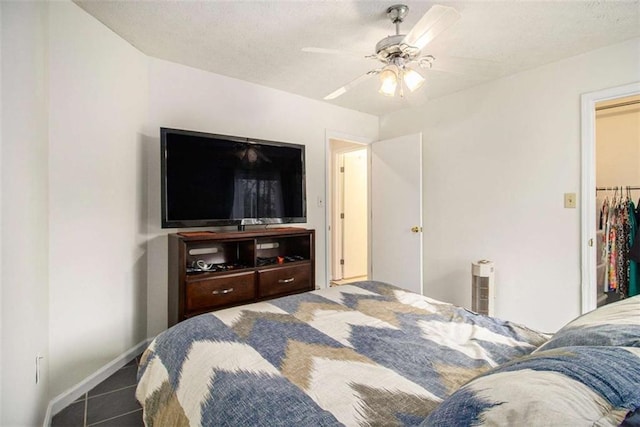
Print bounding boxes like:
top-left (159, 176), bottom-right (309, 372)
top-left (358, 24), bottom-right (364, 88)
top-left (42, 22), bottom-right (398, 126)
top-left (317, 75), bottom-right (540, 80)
top-left (257, 264), bottom-right (312, 298)
top-left (185, 272), bottom-right (255, 312)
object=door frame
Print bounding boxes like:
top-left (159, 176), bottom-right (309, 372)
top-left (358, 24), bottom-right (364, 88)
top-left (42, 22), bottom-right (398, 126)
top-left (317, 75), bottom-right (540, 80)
top-left (580, 81), bottom-right (640, 313)
top-left (325, 130), bottom-right (373, 288)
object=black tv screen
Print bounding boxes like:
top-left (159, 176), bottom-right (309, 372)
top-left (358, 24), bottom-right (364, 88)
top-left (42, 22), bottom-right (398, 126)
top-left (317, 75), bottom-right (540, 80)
top-left (161, 128), bottom-right (306, 229)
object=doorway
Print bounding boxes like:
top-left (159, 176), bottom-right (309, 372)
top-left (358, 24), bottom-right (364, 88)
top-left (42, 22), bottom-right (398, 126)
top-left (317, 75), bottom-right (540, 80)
top-left (329, 138), bottom-right (369, 285)
top-left (324, 131), bottom-right (423, 292)
top-left (594, 95), bottom-right (640, 306)
top-left (581, 82), bottom-right (640, 313)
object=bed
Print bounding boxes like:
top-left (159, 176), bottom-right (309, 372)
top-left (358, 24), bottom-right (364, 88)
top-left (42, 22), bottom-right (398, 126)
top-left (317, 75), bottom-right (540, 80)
top-left (136, 281), bottom-right (640, 426)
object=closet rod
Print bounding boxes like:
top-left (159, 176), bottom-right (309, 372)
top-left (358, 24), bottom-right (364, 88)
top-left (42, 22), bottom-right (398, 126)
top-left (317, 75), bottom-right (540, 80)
top-left (595, 100), bottom-right (640, 111)
top-left (596, 186), bottom-right (640, 191)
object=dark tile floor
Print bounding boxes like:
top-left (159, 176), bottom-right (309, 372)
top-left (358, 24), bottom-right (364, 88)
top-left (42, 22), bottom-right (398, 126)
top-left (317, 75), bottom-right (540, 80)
top-left (51, 355), bottom-right (144, 426)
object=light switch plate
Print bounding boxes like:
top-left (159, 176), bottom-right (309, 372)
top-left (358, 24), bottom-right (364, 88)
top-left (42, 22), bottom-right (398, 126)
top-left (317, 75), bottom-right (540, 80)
top-left (564, 193), bottom-right (576, 208)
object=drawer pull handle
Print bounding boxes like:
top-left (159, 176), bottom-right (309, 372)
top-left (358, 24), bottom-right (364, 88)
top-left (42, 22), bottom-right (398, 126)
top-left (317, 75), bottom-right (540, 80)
top-left (212, 288), bottom-right (234, 295)
top-left (278, 278), bottom-right (295, 284)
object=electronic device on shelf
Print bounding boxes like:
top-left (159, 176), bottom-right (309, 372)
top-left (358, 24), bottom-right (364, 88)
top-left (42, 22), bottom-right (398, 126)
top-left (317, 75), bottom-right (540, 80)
top-left (186, 261), bottom-right (248, 274)
top-left (257, 255), bottom-right (305, 266)
top-left (161, 127), bottom-right (307, 229)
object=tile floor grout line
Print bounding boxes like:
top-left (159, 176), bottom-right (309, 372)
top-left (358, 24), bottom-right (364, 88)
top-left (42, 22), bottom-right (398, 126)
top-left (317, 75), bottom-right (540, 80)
top-left (87, 383), bottom-right (137, 400)
top-left (86, 408), bottom-right (143, 427)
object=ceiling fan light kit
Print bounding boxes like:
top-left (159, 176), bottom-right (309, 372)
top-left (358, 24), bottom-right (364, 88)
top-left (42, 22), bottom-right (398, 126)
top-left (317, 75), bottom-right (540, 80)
top-left (309, 3), bottom-right (460, 100)
top-left (402, 67), bottom-right (425, 92)
top-left (378, 63), bottom-right (426, 97)
top-left (379, 65), bottom-right (399, 96)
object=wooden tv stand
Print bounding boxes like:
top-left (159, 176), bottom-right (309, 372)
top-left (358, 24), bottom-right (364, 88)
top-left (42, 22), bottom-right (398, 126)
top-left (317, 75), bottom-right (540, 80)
top-left (168, 228), bottom-right (315, 327)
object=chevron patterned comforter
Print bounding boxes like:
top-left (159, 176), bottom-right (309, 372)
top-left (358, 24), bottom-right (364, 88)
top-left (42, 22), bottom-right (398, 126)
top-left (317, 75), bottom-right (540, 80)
top-left (136, 281), bottom-right (548, 426)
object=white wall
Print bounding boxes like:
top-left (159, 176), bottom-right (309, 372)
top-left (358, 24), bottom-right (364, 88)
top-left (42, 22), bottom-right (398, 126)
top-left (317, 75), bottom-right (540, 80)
top-left (1, 2), bottom-right (50, 424)
top-left (596, 99), bottom-right (640, 186)
top-left (145, 58), bottom-right (379, 336)
top-left (380, 37), bottom-right (640, 332)
top-left (48, 1), bottom-right (148, 396)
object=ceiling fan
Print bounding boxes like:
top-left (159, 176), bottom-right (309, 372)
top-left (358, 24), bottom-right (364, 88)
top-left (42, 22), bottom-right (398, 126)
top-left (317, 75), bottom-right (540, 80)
top-left (304, 4), bottom-right (460, 100)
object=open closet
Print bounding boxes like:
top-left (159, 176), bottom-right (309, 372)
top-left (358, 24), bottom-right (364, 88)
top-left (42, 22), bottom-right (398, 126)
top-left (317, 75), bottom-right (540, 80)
top-left (595, 95), bottom-right (640, 306)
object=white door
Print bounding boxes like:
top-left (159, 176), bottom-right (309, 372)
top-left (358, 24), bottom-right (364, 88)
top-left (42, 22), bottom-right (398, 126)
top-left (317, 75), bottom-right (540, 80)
top-left (342, 149), bottom-right (368, 279)
top-left (370, 133), bottom-right (423, 294)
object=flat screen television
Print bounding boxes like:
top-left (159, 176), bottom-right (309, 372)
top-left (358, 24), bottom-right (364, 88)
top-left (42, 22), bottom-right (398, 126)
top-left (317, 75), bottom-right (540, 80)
top-left (161, 127), bottom-right (306, 229)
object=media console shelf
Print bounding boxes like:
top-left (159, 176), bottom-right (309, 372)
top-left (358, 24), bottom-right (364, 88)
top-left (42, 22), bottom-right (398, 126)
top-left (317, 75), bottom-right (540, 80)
top-left (168, 228), bottom-right (315, 326)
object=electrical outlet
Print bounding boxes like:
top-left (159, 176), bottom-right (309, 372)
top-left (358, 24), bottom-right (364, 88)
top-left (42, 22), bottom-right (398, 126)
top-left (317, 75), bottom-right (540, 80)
top-left (564, 193), bottom-right (576, 208)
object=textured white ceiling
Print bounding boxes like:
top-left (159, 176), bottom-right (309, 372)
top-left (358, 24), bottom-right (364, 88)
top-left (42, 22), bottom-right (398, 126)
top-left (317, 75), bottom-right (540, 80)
top-left (74, 0), bottom-right (640, 116)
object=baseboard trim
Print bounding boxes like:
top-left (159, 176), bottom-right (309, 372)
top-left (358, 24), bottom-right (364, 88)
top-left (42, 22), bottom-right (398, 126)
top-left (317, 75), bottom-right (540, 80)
top-left (42, 338), bottom-right (152, 427)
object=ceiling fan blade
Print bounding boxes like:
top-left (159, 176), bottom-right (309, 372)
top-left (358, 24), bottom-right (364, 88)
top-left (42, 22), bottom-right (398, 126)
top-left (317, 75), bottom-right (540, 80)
top-left (403, 5), bottom-right (460, 51)
top-left (302, 47), bottom-right (369, 58)
top-left (324, 71), bottom-right (378, 100)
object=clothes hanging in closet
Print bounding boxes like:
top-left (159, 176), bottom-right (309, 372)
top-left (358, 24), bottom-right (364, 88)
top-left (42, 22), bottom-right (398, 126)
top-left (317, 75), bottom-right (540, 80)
top-left (629, 198), bottom-right (640, 296)
top-left (599, 190), bottom-right (640, 298)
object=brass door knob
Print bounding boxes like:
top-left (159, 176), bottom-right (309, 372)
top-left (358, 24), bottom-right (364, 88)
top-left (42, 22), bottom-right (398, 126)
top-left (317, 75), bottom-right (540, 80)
top-left (411, 226), bottom-right (422, 233)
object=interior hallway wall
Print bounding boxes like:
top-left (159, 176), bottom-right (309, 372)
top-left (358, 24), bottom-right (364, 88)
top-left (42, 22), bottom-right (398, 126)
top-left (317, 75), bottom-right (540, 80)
top-left (341, 149), bottom-right (368, 279)
top-left (329, 139), bottom-right (369, 282)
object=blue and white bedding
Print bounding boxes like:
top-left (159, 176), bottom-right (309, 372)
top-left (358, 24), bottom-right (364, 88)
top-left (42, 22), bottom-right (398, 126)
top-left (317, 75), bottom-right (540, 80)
top-left (425, 294), bottom-right (640, 427)
top-left (534, 295), bottom-right (640, 352)
top-left (136, 281), bottom-right (548, 426)
top-left (423, 346), bottom-right (640, 426)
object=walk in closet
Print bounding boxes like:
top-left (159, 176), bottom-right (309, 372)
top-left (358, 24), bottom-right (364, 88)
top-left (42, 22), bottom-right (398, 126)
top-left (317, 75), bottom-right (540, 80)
top-left (595, 95), bottom-right (640, 306)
